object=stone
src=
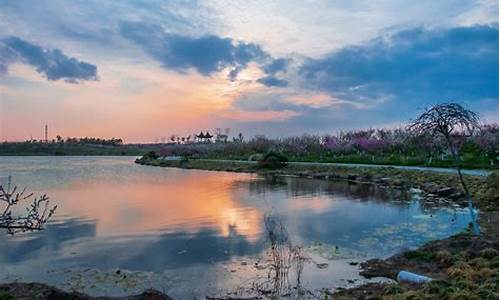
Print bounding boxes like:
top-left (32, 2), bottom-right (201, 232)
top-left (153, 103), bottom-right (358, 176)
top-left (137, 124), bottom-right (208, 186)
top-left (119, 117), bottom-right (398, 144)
top-left (409, 188), bottom-right (423, 194)
top-left (436, 187), bottom-right (455, 197)
top-left (347, 174), bottom-right (358, 181)
top-left (316, 263), bottom-right (329, 269)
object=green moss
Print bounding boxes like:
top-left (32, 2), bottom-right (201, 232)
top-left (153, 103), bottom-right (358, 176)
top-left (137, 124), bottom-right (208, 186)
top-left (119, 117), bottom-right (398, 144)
top-left (382, 283), bottom-right (406, 295)
top-left (0, 291), bottom-right (15, 300)
top-left (479, 248), bottom-right (499, 259)
top-left (403, 250), bottom-right (435, 261)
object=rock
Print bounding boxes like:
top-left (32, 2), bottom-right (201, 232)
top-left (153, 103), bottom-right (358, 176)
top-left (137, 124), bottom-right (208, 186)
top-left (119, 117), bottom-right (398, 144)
top-left (449, 192), bottom-right (464, 200)
top-left (436, 187), bottom-right (455, 197)
top-left (392, 179), bottom-right (405, 186)
top-left (312, 173), bottom-right (327, 179)
top-left (409, 188), bottom-right (423, 194)
top-left (378, 177), bottom-right (391, 184)
top-left (347, 174), bottom-right (358, 181)
top-left (316, 263), bottom-right (329, 269)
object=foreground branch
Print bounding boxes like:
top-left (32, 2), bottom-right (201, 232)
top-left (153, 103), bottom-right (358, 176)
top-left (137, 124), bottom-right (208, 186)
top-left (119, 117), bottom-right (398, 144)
top-left (0, 177), bottom-right (57, 234)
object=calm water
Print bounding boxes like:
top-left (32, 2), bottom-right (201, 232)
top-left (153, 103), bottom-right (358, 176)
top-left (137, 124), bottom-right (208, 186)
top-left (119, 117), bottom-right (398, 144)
top-left (0, 156), bottom-right (470, 299)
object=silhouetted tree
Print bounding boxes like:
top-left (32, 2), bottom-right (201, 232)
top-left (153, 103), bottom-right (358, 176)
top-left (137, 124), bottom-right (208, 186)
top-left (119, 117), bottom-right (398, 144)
top-left (408, 103), bottom-right (481, 234)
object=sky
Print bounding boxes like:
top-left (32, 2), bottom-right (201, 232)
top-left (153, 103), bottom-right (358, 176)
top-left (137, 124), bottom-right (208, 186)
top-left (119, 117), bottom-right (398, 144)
top-left (0, 0), bottom-right (498, 143)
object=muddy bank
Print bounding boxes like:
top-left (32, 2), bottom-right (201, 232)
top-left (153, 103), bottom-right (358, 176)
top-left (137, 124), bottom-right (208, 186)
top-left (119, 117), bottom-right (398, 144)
top-left (0, 282), bottom-right (172, 300)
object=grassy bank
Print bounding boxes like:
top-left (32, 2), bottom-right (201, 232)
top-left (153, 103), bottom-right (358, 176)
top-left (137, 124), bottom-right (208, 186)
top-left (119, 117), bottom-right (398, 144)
top-left (335, 228), bottom-right (498, 299)
top-left (2, 141), bottom-right (497, 171)
top-left (202, 153), bottom-right (498, 170)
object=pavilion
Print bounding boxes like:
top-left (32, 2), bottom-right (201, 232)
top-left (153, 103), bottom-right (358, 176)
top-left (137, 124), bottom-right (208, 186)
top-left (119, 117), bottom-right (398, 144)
top-left (195, 131), bottom-right (213, 143)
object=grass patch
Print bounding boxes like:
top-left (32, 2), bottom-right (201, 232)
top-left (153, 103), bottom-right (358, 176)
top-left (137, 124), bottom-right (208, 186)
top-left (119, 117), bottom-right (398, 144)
top-left (403, 250), bottom-right (435, 262)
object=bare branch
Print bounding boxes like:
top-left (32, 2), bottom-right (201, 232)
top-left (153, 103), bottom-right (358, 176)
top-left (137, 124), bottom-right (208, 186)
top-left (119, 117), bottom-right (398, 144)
top-left (0, 176), bottom-right (57, 235)
top-left (408, 102), bottom-right (481, 138)
top-left (407, 103), bottom-right (482, 234)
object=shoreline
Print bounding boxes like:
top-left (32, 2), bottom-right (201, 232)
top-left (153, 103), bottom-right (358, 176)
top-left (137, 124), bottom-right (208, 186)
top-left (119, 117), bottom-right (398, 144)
top-left (136, 157), bottom-right (498, 210)
top-left (1, 153), bottom-right (496, 171)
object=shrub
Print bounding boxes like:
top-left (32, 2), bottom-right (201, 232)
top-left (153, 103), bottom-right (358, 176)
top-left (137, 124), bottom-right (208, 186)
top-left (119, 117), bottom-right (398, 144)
top-left (141, 151), bottom-right (158, 160)
top-left (257, 151), bottom-right (288, 170)
top-left (248, 153), bottom-right (263, 161)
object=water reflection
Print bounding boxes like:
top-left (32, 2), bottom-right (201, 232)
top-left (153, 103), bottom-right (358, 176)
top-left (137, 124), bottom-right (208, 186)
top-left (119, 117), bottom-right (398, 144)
top-left (0, 218), bottom-right (96, 263)
top-left (0, 157), bottom-right (470, 298)
top-left (123, 228), bottom-right (264, 271)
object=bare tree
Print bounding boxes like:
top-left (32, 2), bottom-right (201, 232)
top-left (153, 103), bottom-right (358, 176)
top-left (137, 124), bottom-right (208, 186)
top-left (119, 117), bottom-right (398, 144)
top-left (0, 177), bottom-right (57, 234)
top-left (408, 103), bottom-right (481, 234)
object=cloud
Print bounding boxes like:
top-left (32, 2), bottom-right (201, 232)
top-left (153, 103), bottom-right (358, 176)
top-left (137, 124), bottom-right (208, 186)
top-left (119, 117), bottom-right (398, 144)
top-left (262, 58), bottom-right (289, 74)
top-left (299, 24), bottom-right (498, 105)
top-left (225, 24), bottom-right (499, 135)
top-left (256, 76), bottom-right (288, 87)
top-left (0, 37), bottom-right (98, 83)
top-left (120, 22), bottom-right (269, 76)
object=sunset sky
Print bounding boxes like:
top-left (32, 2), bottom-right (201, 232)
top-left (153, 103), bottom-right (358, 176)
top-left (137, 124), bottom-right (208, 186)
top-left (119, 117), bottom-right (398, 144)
top-left (0, 0), bottom-right (498, 142)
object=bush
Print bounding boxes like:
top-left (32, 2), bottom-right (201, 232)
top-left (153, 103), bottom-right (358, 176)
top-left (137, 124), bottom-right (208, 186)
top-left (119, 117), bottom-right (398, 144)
top-left (141, 151), bottom-right (158, 160)
top-left (248, 153), bottom-right (263, 161)
top-left (257, 151), bottom-right (288, 170)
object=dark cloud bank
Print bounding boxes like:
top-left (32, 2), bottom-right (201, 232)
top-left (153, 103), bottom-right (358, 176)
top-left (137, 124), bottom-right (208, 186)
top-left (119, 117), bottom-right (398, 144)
top-left (232, 24), bottom-right (499, 133)
top-left (120, 22), bottom-right (289, 86)
top-left (120, 22), bottom-right (497, 102)
top-left (0, 37), bottom-right (98, 83)
top-left (300, 24), bottom-right (498, 104)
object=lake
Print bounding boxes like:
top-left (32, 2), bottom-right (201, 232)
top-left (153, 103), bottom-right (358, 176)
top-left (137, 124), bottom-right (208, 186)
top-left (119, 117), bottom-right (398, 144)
top-left (0, 156), bottom-right (471, 299)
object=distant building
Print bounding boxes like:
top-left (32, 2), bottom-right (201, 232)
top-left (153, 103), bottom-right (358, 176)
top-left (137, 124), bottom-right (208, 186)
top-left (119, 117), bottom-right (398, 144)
top-left (195, 131), bottom-right (213, 143)
top-left (44, 123), bottom-right (48, 143)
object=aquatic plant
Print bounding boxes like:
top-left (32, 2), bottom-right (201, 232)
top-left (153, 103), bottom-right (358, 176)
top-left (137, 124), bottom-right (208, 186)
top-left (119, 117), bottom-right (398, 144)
top-left (249, 213), bottom-right (308, 298)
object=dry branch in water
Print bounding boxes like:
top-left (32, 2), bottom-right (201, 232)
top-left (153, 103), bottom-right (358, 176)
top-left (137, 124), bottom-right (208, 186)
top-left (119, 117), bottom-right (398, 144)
top-left (0, 177), bottom-right (57, 234)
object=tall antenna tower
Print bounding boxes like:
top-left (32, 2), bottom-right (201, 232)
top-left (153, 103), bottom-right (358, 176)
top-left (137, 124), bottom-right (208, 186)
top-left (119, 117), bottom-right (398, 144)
top-left (44, 123), bottom-right (48, 143)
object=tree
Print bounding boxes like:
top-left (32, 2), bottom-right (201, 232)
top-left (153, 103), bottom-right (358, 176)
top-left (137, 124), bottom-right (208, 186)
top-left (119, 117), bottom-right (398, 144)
top-left (0, 177), bottom-right (57, 234)
top-left (408, 103), bottom-right (481, 234)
